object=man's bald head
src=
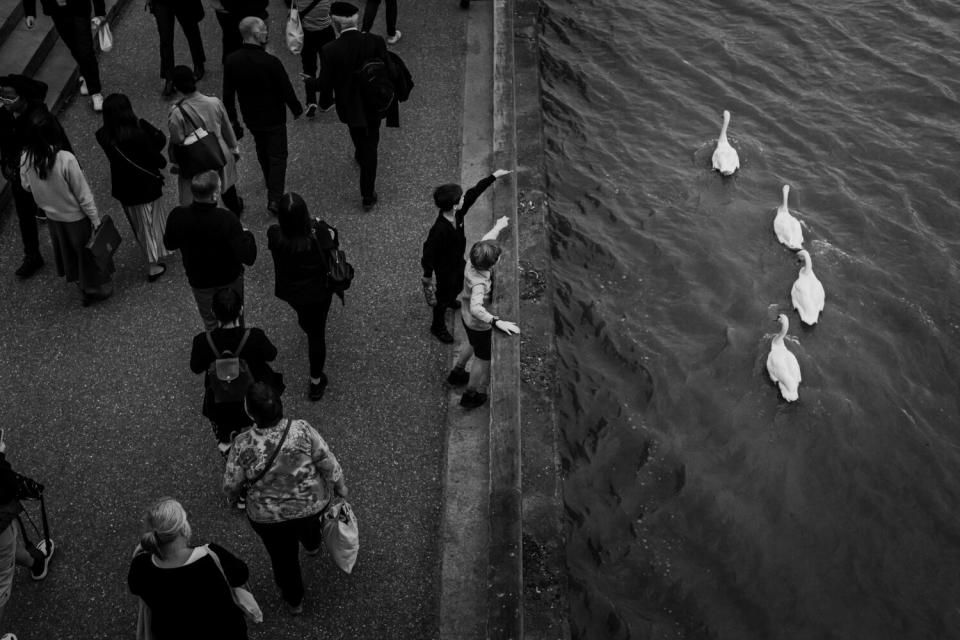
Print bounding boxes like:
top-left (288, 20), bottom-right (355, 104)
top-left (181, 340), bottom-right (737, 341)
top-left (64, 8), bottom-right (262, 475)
top-left (239, 17), bottom-right (267, 44)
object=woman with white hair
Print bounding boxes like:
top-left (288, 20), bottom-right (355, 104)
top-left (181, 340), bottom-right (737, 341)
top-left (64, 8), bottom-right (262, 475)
top-left (128, 497), bottom-right (251, 639)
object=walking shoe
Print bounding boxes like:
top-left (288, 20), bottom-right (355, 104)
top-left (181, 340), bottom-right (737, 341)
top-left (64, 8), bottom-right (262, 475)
top-left (15, 255), bottom-right (44, 278)
top-left (460, 0), bottom-right (470, 8)
top-left (91, 93), bottom-right (104, 112)
top-left (1, 632), bottom-right (19, 640)
top-left (387, 30), bottom-right (402, 45)
top-left (161, 79), bottom-right (176, 97)
top-left (287, 602), bottom-right (304, 616)
top-left (446, 366), bottom-right (469, 386)
top-left (235, 495), bottom-right (246, 510)
top-left (308, 374), bottom-right (328, 401)
top-left (267, 201), bottom-right (279, 216)
top-left (305, 103), bottom-right (318, 118)
top-left (79, 76), bottom-right (89, 95)
top-left (460, 390), bottom-right (488, 409)
top-left (147, 263), bottom-right (167, 282)
top-left (431, 326), bottom-right (454, 344)
top-left (31, 539), bottom-right (55, 580)
top-left (35, 212), bottom-right (47, 222)
top-left (194, 63), bottom-right (205, 81)
top-left (304, 545), bottom-right (321, 556)
top-left (217, 441), bottom-right (232, 458)
top-left (361, 193), bottom-right (378, 211)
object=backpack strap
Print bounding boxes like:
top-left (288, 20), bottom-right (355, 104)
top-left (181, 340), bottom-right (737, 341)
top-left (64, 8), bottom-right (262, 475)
top-left (234, 329), bottom-right (251, 357)
top-left (205, 331), bottom-right (221, 358)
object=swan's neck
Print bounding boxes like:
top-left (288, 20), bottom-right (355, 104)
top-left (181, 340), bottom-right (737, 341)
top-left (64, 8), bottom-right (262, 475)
top-left (719, 120), bottom-right (729, 141)
top-left (776, 322), bottom-right (788, 342)
top-left (801, 256), bottom-right (812, 273)
top-left (782, 191), bottom-right (789, 209)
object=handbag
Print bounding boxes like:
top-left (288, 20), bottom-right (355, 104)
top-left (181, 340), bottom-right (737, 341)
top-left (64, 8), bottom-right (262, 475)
top-left (85, 215), bottom-right (122, 272)
top-left (98, 22), bottom-right (113, 52)
top-left (172, 102), bottom-right (226, 178)
top-left (322, 499), bottom-right (359, 574)
top-left (206, 545), bottom-right (264, 624)
top-left (286, 4), bottom-right (304, 54)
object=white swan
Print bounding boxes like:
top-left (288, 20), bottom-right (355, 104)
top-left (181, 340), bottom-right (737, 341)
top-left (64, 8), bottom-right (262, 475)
top-left (766, 314), bottom-right (801, 402)
top-left (791, 249), bottom-right (825, 325)
top-left (711, 110), bottom-right (740, 176)
top-left (773, 184), bottom-right (803, 250)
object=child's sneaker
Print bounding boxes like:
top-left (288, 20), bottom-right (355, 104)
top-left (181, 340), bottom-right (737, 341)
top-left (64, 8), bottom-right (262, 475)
top-left (31, 539), bottom-right (55, 580)
top-left (446, 366), bottom-right (469, 386)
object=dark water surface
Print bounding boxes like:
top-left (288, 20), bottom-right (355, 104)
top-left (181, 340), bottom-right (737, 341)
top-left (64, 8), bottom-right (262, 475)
top-left (540, 1), bottom-right (960, 638)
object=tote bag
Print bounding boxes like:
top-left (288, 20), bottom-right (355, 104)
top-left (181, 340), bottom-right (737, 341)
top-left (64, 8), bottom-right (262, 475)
top-left (286, 5), bottom-right (304, 55)
top-left (85, 215), bottom-right (122, 272)
top-left (322, 499), bottom-right (359, 573)
top-left (172, 103), bottom-right (226, 178)
top-left (98, 22), bottom-right (113, 52)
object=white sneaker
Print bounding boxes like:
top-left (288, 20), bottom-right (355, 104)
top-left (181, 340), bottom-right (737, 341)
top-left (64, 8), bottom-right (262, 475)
top-left (1, 633), bottom-right (19, 640)
top-left (91, 93), bottom-right (103, 112)
top-left (387, 30), bottom-right (402, 45)
top-left (79, 76), bottom-right (89, 96)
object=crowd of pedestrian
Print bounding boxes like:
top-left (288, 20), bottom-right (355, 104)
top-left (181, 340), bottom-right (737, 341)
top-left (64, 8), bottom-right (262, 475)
top-left (0, 0), bottom-right (512, 637)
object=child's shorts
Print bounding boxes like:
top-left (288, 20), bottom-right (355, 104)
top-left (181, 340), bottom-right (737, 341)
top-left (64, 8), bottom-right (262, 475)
top-left (462, 319), bottom-right (492, 361)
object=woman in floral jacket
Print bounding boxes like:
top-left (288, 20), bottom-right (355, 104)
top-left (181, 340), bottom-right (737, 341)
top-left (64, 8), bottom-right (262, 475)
top-left (222, 382), bottom-right (347, 615)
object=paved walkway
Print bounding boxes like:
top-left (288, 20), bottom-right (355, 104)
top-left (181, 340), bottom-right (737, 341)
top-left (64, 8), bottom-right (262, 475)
top-left (0, 1), bottom-right (473, 637)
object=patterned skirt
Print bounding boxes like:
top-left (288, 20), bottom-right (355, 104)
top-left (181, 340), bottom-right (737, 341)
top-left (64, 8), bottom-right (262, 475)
top-left (123, 199), bottom-right (172, 264)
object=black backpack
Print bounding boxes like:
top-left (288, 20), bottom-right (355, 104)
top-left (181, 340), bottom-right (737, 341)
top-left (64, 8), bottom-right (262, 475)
top-left (313, 220), bottom-right (355, 304)
top-left (354, 37), bottom-right (395, 116)
top-left (205, 329), bottom-right (254, 403)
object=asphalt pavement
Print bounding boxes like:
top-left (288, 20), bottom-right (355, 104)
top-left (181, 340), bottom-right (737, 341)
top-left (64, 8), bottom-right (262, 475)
top-left (0, 1), bottom-right (471, 637)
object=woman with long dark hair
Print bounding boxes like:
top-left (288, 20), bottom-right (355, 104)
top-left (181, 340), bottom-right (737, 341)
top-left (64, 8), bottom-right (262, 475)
top-left (267, 193), bottom-right (338, 400)
top-left (95, 93), bottom-right (172, 281)
top-left (20, 109), bottom-right (113, 305)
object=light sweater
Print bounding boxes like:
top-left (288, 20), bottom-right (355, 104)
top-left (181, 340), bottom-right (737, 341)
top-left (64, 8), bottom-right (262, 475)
top-left (459, 263), bottom-right (496, 331)
top-left (298, 0), bottom-right (331, 31)
top-left (20, 150), bottom-right (99, 224)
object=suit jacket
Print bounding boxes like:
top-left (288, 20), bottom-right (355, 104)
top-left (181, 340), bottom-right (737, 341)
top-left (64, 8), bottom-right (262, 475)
top-left (223, 44), bottom-right (302, 131)
top-left (317, 29), bottom-right (390, 128)
top-left (163, 201), bottom-right (256, 289)
top-left (23, 0), bottom-right (106, 18)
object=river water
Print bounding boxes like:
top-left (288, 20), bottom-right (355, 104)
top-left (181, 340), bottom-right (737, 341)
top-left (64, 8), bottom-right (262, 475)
top-left (540, 1), bottom-right (960, 638)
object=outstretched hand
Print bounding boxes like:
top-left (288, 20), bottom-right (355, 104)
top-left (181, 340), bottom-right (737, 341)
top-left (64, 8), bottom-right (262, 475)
top-left (496, 320), bottom-right (520, 335)
top-left (495, 215), bottom-right (510, 229)
top-left (492, 169), bottom-right (512, 179)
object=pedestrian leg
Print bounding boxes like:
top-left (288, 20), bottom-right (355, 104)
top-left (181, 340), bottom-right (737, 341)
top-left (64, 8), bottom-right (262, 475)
top-left (153, 2), bottom-right (177, 81)
top-left (176, 7), bottom-right (206, 76)
top-left (361, 0), bottom-right (381, 32)
top-left (264, 125), bottom-right (288, 211)
top-left (249, 519), bottom-right (306, 607)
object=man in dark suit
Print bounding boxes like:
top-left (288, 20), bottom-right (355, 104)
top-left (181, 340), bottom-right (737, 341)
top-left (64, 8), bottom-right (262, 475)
top-left (317, 1), bottom-right (391, 211)
top-left (224, 16), bottom-right (303, 215)
top-left (22, 0), bottom-right (106, 111)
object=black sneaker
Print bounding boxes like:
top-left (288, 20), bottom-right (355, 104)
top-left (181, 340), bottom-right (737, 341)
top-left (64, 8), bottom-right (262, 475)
top-left (446, 367), bottom-right (469, 386)
top-left (431, 326), bottom-right (454, 344)
top-left (31, 539), bottom-right (55, 580)
top-left (460, 390), bottom-right (488, 409)
top-left (15, 255), bottom-right (44, 278)
top-left (308, 374), bottom-right (329, 401)
top-left (361, 193), bottom-right (379, 212)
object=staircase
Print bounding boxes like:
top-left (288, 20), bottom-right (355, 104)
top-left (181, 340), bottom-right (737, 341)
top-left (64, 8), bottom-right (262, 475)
top-left (0, 0), bottom-right (131, 211)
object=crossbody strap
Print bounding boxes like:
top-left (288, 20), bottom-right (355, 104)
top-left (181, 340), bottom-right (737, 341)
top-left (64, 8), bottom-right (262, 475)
top-left (249, 419), bottom-right (293, 486)
top-left (112, 143), bottom-right (161, 182)
top-left (298, 0), bottom-right (322, 17)
top-left (205, 545), bottom-right (233, 589)
top-left (176, 101), bottom-right (202, 135)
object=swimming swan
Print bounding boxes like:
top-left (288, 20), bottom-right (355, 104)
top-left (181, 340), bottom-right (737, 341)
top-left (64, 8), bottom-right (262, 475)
top-left (773, 184), bottom-right (803, 249)
top-left (712, 110), bottom-right (740, 176)
top-left (766, 314), bottom-right (801, 402)
top-left (791, 249), bottom-right (825, 325)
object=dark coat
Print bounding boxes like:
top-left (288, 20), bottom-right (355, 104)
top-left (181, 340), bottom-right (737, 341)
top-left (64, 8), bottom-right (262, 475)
top-left (23, 0), bottom-right (106, 17)
top-left (317, 29), bottom-right (391, 128)
top-left (95, 119), bottom-right (167, 206)
top-left (223, 44), bottom-right (302, 130)
top-left (150, 0), bottom-right (204, 21)
top-left (163, 201), bottom-right (257, 288)
top-left (267, 220), bottom-right (336, 307)
top-left (421, 175), bottom-right (496, 300)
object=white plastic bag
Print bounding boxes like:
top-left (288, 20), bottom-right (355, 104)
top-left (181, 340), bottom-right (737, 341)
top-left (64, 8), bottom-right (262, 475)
top-left (98, 22), bottom-right (113, 52)
top-left (286, 6), bottom-right (303, 55)
top-left (322, 500), bottom-right (359, 573)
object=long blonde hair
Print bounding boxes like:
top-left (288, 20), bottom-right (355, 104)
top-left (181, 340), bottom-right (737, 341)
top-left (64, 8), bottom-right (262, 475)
top-left (139, 497), bottom-right (192, 556)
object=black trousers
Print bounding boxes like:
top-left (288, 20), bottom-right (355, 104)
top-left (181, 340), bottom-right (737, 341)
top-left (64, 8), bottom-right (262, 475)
top-left (361, 0), bottom-right (397, 36)
top-left (251, 125), bottom-right (288, 209)
top-left (290, 291), bottom-right (333, 378)
top-left (348, 120), bottom-right (381, 201)
top-left (300, 26), bottom-right (335, 105)
top-left (51, 10), bottom-right (101, 94)
top-left (154, 2), bottom-right (206, 79)
top-left (215, 11), bottom-right (242, 65)
top-left (249, 513), bottom-right (323, 607)
top-left (431, 285), bottom-right (458, 331)
top-left (11, 179), bottom-right (41, 260)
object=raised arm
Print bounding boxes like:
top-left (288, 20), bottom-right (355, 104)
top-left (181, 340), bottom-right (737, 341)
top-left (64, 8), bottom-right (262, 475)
top-left (481, 215), bottom-right (510, 242)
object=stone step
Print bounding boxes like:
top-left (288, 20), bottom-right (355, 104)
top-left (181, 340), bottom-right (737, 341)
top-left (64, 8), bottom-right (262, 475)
top-left (0, 0), bottom-right (25, 46)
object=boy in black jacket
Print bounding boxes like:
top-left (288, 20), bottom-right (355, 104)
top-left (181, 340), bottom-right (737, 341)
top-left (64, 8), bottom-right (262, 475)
top-left (421, 169), bottom-right (510, 343)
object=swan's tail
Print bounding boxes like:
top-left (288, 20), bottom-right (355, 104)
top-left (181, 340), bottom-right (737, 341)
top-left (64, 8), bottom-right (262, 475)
top-left (779, 382), bottom-right (799, 402)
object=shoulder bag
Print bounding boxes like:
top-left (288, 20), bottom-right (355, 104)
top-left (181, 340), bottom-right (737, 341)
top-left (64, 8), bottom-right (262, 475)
top-left (206, 545), bottom-right (264, 624)
top-left (85, 215), bottom-right (122, 272)
top-left (172, 101), bottom-right (226, 178)
top-left (113, 143), bottom-right (164, 187)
